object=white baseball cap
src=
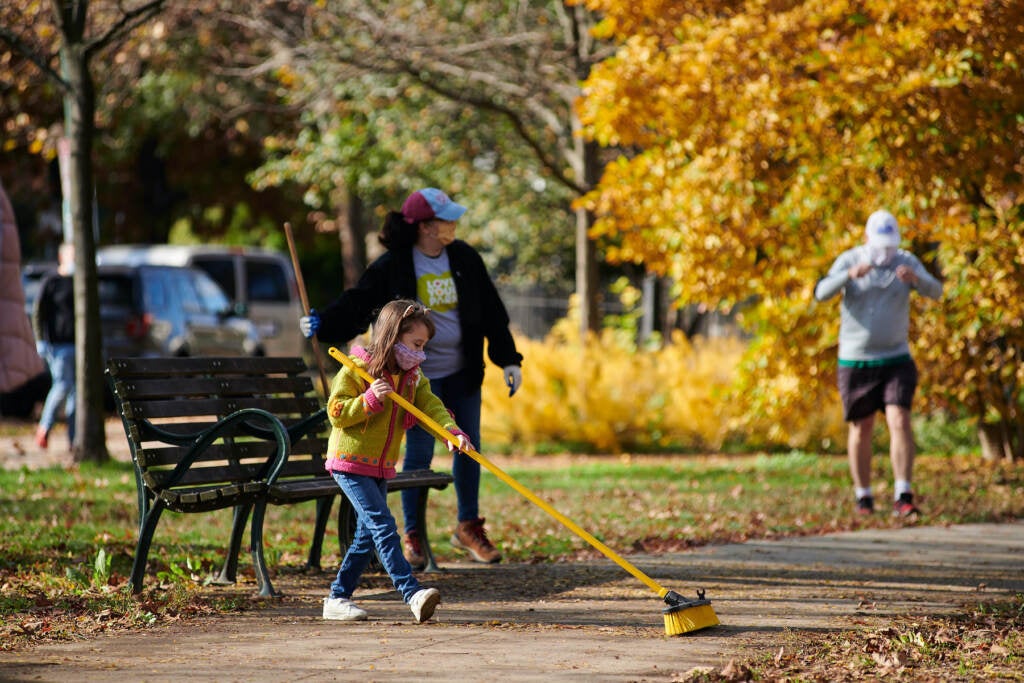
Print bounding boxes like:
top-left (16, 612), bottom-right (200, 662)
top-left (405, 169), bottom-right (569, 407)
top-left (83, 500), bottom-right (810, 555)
top-left (865, 210), bottom-right (900, 247)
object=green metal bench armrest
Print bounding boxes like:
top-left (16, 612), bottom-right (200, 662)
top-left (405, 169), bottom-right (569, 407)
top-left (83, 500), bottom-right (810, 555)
top-left (149, 408), bottom-right (292, 492)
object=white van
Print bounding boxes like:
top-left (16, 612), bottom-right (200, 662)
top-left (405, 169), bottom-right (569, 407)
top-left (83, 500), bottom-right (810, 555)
top-left (97, 245), bottom-right (307, 360)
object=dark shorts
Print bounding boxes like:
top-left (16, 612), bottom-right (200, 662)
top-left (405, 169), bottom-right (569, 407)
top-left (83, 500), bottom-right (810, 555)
top-left (837, 360), bottom-right (918, 422)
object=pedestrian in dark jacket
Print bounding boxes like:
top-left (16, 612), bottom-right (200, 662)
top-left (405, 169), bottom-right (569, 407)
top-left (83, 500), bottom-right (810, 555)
top-left (33, 243), bottom-right (76, 450)
top-left (301, 188), bottom-right (523, 568)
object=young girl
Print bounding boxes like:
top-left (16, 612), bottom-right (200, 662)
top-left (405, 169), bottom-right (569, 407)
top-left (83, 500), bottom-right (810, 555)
top-left (322, 299), bottom-right (472, 623)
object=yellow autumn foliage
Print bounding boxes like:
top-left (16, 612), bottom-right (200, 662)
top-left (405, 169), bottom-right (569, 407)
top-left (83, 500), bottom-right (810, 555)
top-left (572, 0), bottom-right (1024, 457)
top-left (481, 304), bottom-right (846, 454)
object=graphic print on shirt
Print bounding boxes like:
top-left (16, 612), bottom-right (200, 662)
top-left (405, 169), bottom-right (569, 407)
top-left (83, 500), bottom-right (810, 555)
top-left (418, 271), bottom-right (458, 313)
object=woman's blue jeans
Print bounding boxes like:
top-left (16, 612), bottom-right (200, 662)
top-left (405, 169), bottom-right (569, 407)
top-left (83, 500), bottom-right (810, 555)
top-left (330, 472), bottom-right (421, 602)
top-left (39, 341), bottom-right (76, 442)
top-left (401, 368), bottom-right (482, 534)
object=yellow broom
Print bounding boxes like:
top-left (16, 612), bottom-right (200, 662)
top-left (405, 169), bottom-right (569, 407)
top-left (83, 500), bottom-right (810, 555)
top-left (327, 346), bottom-right (719, 635)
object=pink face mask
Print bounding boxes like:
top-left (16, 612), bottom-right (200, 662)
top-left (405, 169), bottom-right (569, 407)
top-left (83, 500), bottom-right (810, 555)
top-left (394, 342), bottom-right (426, 370)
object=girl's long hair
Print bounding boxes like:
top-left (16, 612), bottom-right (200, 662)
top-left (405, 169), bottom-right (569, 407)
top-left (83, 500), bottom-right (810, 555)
top-left (365, 299), bottom-right (435, 378)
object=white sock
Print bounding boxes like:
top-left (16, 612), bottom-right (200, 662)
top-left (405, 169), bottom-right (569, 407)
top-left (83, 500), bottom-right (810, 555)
top-left (894, 480), bottom-right (912, 500)
top-left (855, 487), bottom-right (872, 500)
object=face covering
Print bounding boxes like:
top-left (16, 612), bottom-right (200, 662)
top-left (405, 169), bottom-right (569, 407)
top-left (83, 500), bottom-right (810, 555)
top-left (435, 222), bottom-right (456, 246)
top-left (394, 342), bottom-right (427, 370)
top-left (869, 246), bottom-right (897, 266)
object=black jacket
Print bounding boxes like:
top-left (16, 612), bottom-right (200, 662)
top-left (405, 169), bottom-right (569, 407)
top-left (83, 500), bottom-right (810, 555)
top-left (316, 240), bottom-right (522, 388)
top-left (32, 274), bottom-right (75, 345)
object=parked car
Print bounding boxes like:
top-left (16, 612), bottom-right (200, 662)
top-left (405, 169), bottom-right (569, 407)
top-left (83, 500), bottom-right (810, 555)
top-left (98, 245), bottom-right (305, 359)
top-left (97, 264), bottom-right (265, 359)
top-left (5, 261), bottom-right (259, 417)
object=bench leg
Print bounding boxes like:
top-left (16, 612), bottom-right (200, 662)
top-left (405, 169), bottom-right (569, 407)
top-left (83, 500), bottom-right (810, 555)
top-left (249, 500), bottom-right (280, 597)
top-left (306, 496), bottom-right (335, 572)
top-left (336, 495), bottom-right (356, 561)
top-left (417, 488), bottom-right (442, 573)
top-left (128, 501), bottom-right (167, 594)
top-left (215, 504), bottom-right (251, 585)
top-left (134, 472), bottom-right (152, 537)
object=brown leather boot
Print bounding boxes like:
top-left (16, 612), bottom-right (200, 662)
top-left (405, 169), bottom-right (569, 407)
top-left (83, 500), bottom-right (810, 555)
top-left (403, 531), bottom-right (426, 571)
top-left (450, 517), bottom-right (501, 564)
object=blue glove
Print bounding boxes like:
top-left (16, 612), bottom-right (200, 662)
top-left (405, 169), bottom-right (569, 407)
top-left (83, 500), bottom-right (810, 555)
top-left (503, 365), bottom-right (522, 397)
top-left (299, 309), bottom-right (320, 339)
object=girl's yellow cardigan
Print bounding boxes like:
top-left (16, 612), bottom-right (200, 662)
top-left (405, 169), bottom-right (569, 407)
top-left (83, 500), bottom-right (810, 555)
top-left (324, 347), bottom-right (462, 479)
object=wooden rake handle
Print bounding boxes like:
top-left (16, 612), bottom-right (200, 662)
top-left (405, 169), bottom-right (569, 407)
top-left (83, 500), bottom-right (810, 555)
top-left (284, 222), bottom-right (330, 398)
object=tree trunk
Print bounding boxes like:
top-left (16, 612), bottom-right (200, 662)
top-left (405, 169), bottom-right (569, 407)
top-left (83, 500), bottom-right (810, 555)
top-left (61, 40), bottom-right (109, 464)
top-left (978, 421), bottom-right (1018, 462)
top-left (639, 273), bottom-right (658, 346)
top-left (573, 136), bottom-right (601, 336)
top-left (336, 185), bottom-right (367, 289)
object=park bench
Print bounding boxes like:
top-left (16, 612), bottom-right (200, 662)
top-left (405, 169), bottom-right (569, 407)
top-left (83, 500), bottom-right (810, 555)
top-left (105, 356), bottom-right (453, 597)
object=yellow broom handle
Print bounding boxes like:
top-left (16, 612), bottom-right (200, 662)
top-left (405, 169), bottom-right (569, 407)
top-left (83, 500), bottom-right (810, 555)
top-left (327, 346), bottom-right (669, 599)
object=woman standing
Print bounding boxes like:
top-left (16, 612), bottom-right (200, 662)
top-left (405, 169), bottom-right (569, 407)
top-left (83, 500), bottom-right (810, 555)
top-left (301, 188), bottom-right (523, 568)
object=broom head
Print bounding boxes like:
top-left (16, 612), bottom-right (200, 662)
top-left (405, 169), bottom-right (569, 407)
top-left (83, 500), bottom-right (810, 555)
top-left (662, 589), bottom-right (719, 636)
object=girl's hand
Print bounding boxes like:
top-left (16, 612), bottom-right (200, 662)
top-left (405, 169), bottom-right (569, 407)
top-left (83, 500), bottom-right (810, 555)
top-left (447, 432), bottom-right (473, 453)
top-left (369, 378), bottom-right (393, 400)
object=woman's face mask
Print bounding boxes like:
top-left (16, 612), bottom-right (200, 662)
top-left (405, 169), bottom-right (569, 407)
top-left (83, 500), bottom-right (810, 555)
top-left (869, 246), bottom-right (897, 266)
top-left (433, 221), bottom-right (456, 246)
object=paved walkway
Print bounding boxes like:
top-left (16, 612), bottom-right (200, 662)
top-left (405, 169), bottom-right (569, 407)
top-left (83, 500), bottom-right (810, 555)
top-left (2, 521), bottom-right (1021, 682)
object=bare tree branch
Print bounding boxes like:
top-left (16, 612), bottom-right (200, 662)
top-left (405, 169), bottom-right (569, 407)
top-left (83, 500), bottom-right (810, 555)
top-left (414, 74), bottom-right (586, 195)
top-left (307, 5), bottom-right (589, 183)
top-left (0, 26), bottom-right (69, 91)
top-left (86, 0), bottom-right (166, 58)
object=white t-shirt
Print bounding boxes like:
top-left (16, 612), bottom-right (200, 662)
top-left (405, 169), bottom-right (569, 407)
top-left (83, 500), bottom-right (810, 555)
top-left (412, 247), bottom-right (463, 378)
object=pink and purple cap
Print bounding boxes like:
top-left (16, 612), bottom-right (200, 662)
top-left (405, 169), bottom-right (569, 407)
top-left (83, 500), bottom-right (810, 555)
top-left (401, 188), bottom-right (467, 223)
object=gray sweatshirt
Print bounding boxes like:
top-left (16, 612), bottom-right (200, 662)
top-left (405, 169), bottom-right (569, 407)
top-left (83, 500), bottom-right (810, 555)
top-left (814, 245), bottom-right (942, 362)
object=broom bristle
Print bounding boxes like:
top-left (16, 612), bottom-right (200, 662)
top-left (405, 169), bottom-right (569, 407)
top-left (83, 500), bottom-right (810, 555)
top-left (663, 603), bottom-right (720, 636)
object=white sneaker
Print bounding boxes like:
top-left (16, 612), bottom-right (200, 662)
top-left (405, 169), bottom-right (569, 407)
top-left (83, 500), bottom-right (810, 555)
top-left (409, 588), bottom-right (441, 623)
top-left (323, 596), bottom-right (368, 621)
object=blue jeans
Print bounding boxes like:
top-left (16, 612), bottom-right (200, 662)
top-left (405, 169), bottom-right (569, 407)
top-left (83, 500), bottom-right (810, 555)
top-left (401, 368), bottom-right (482, 534)
top-left (39, 341), bottom-right (76, 443)
top-left (330, 472), bottom-right (421, 602)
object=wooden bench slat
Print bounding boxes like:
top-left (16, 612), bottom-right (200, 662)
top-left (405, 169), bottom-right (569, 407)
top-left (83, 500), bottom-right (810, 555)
top-left (111, 376), bottom-right (313, 399)
top-left (161, 482), bottom-right (266, 512)
top-left (143, 454), bottom-right (332, 487)
top-left (121, 396), bottom-right (322, 420)
top-left (108, 356), bottom-right (308, 377)
top-left (267, 470), bottom-right (454, 503)
top-left (129, 419), bottom-right (321, 442)
top-left (387, 470), bottom-right (460, 489)
top-left (137, 438), bottom-right (328, 468)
